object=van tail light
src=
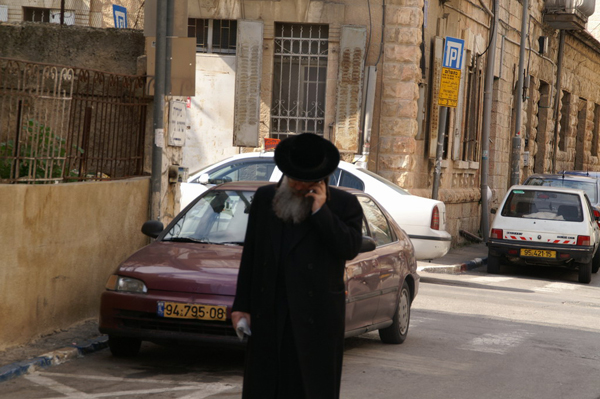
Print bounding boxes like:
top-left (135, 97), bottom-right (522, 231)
top-left (490, 229), bottom-right (503, 239)
top-left (431, 206), bottom-right (440, 230)
top-left (577, 235), bottom-right (591, 246)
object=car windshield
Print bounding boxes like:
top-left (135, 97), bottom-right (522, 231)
top-left (163, 190), bottom-right (254, 245)
top-left (357, 168), bottom-right (410, 195)
top-left (501, 189), bottom-right (583, 222)
top-left (525, 177), bottom-right (597, 203)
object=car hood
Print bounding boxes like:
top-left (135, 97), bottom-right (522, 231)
top-left (117, 242), bottom-right (242, 296)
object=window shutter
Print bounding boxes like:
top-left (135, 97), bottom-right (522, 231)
top-left (233, 20), bottom-right (264, 147)
top-left (334, 26), bottom-right (367, 153)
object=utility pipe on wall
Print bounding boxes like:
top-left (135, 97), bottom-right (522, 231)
top-left (151, 0), bottom-right (167, 221)
top-left (480, 0), bottom-right (499, 243)
top-left (552, 30), bottom-right (565, 174)
top-left (510, 0), bottom-right (529, 186)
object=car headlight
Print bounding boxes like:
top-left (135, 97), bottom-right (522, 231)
top-left (105, 275), bottom-right (148, 293)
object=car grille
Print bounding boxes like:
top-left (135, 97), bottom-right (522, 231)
top-left (116, 310), bottom-right (237, 337)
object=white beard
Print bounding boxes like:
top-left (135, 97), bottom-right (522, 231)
top-left (273, 177), bottom-right (313, 224)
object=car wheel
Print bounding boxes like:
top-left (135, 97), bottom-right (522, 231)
top-left (593, 249), bottom-right (600, 274)
top-left (108, 335), bottom-right (142, 357)
top-left (379, 280), bottom-right (411, 344)
top-left (487, 253), bottom-right (501, 274)
top-left (578, 260), bottom-right (592, 284)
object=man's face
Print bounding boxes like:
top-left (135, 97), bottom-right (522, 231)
top-left (287, 178), bottom-right (314, 197)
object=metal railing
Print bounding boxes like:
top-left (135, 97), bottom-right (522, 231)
top-left (0, 57), bottom-right (150, 184)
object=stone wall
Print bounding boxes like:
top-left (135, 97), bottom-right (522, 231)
top-left (0, 22), bottom-right (145, 75)
top-left (0, 178), bottom-right (150, 351)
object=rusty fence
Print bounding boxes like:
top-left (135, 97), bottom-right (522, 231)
top-left (0, 57), bottom-right (150, 184)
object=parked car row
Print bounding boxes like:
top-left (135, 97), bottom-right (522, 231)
top-left (180, 152), bottom-right (451, 261)
top-left (489, 174), bottom-right (600, 284)
top-left (100, 182), bottom-right (420, 357)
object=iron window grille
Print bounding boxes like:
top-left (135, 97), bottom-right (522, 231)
top-left (188, 19), bottom-right (237, 54)
top-left (271, 23), bottom-right (329, 140)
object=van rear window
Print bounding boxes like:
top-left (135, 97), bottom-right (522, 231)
top-left (501, 190), bottom-right (583, 222)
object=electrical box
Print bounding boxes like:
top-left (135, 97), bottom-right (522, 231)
top-left (169, 165), bottom-right (189, 183)
top-left (523, 151), bottom-right (530, 166)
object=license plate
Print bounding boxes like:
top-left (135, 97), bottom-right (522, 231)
top-left (157, 301), bottom-right (227, 321)
top-left (520, 248), bottom-right (556, 258)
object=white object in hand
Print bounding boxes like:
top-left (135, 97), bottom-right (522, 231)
top-left (236, 317), bottom-right (252, 340)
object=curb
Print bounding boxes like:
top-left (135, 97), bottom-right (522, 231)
top-left (418, 256), bottom-right (488, 274)
top-left (0, 335), bottom-right (108, 383)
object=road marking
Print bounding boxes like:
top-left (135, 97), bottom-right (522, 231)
top-left (24, 373), bottom-right (92, 397)
top-left (25, 371), bottom-right (239, 399)
top-left (534, 282), bottom-right (578, 293)
top-left (460, 331), bottom-right (532, 355)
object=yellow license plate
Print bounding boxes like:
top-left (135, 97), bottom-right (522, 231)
top-left (157, 301), bottom-right (227, 321)
top-left (520, 248), bottom-right (556, 258)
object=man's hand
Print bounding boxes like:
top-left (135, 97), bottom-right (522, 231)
top-left (231, 311), bottom-right (251, 331)
top-left (305, 180), bottom-right (326, 212)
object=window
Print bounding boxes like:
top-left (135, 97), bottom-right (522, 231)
top-left (358, 196), bottom-right (394, 246)
top-left (559, 91), bottom-right (571, 151)
top-left (188, 19), bottom-right (237, 54)
top-left (328, 169), bottom-right (365, 190)
top-left (501, 189), bottom-right (582, 222)
top-left (23, 7), bottom-right (50, 22)
top-left (534, 80), bottom-right (551, 173)
top-left (194, 160), bottom-right (275, 185)
top-left (23, 7), bottom-right (74, 24)
top-left (575, 98), bottom-right (587, 170)
top-left (460, 56), bottom-right (483, 162)
top-left (271, 23), bottom-right (329, 139)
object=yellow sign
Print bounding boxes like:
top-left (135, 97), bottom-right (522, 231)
top-left (438, 67), bottom-right (461, 108)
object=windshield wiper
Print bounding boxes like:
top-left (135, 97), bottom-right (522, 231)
top-left (163, 237), bottom-right (212, 244)
top-left (215, 241), bottom-right (244, 246)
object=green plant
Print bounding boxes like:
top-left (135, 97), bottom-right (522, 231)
top-left (0, 120), bottom-right (84, 181)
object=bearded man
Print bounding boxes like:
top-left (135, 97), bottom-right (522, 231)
top-left (231, 133), bottom-right (364, 399)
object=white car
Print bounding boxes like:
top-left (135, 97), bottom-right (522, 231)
top-left (488, 185), bottom-right (600, 283)
top-left (180, 152), bottom-right (451, 260)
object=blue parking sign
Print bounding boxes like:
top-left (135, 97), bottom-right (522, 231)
top-left (113, 5), bottom-right (128, 28)
top-left (443, 37), bottom-right (464, 70)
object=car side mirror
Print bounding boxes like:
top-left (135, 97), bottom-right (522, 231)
top-left (199, 173), bottom-right (210, 184)
top-left (491, 208), bottom-right (497, 214)
top-left (141, 220), bottom-right (164, 238)
top-left (359, 236), bottom-right (377, 253)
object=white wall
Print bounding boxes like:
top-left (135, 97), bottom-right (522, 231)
top-left (183, 54), bottom-right (240, 174)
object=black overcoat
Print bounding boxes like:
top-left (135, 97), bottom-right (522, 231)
top-left (232, 184), bottom-right (363, 399)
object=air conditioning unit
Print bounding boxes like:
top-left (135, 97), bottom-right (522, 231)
top-left (544, 0), bottom-right (596, 30)
top-left (50, 10), bottom-right (75, 25)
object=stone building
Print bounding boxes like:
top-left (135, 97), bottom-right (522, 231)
top-left (184, 0), bottom-right (600, 246)
top-left (0, 0), bottom-right (144, 28)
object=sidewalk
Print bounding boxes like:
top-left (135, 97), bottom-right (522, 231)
top-left (417, 242), bottom-right (488, 274)
top-left (0, 243), bottom-right (488, 384)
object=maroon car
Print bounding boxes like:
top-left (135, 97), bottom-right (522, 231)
top-left (99, 181), bottom-right (419, 356)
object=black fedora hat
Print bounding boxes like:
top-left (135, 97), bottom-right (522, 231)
top-left (274, 133), bottom-right (340, 182)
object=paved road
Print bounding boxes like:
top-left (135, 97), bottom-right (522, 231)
top-left (2, 264), bottom-right (600, 399)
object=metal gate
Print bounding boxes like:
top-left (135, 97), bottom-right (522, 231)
top-left (0, 57), bottom-right (149, 184)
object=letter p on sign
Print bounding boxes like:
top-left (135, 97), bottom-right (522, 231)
top-left (443, 37), bottom-right (464, 70)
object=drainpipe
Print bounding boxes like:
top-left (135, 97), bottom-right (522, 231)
top-left (552, 30), bottom-right (565, 174)
top-left (151, 0), bottom-right (167, 221)
top-left (511, 0), bottom-right (529, 186)
top-left (480, 0), bottom-right (499, 243)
